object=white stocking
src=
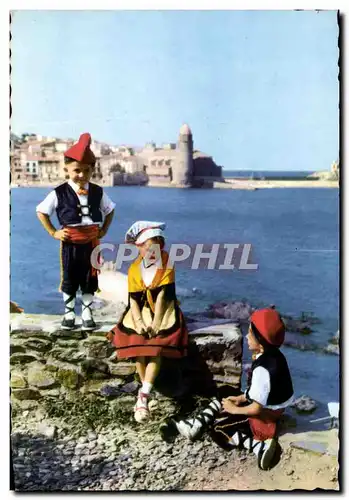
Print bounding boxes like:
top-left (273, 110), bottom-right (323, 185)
top-left (63, 293), bottom-right (75, 320)
top-left (81, 294), bottom-right (94, 321)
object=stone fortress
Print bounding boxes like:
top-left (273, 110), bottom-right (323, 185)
top-left (134, 124), bottom-right (223, 188)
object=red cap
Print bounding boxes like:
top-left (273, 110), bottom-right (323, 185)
top-left (250, 308), bottom-right (285, 347)
top-left (64, 133), bottom-right (96, 165)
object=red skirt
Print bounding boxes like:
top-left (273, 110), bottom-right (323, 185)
top-left (108, 312), bottom-right (188, 359)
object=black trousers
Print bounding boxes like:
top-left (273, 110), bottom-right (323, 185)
top-left (60, 241), bottom-right (98, 296)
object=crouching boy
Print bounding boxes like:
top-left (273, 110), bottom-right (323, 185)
top-left (162, 307), bottom-right (294, 471)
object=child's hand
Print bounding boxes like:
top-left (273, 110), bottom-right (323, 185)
top-left (226, 395), bottom-right (245, 406)
top-left (98, 228), bottom-right (106, 239)
top-left (145, 326), bottom-right (154, 338)
top-left (150, 324), bottom-right (160, 337)
top-left (135, 320), bottom-right (147, 336)
top-left (53, 229), bottom-right (71, 242)
top-left (222, 398), bottom-right (240, 414)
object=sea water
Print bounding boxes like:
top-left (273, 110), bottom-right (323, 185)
top-left (11, 186), bottom-right (339, 403)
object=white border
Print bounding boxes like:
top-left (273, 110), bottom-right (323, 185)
top-left (3, 2), bottom-right (345, 499)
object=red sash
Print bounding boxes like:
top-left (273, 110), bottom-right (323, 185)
top-left (64, 224), bottom-right (100, 276)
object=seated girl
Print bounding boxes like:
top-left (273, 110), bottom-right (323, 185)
top-left (108, 221), bottom-right (188, 423)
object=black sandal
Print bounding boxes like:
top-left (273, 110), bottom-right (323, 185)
top-left (61, 297), bottom-right (75, 330)
top-left (82, 301), bottom-right (96, 331)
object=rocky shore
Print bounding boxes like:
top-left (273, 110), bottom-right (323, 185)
top-left (10, 290), bottom-right (339, 491)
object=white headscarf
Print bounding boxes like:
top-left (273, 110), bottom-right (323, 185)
top-left (125, 220), bottom-right (166, 245)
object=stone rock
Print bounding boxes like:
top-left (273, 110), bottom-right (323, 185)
top-left (189, 323), bottom-right (242, 360)
top-left (39, 388), bottom-right (61, 397)
top-left (100, 383), bottom-right (123, 398)
top-left (88, 327), bottom-right (112, 337)
top-left (10, 372), bottom-right (28, 389)
top-left (81, 379), bottom-right (122, 395)
top-left (28, 366), bottom-right (57, 389)
top-left (11, 398), bottom-right (39, 410)
top-left (84, 342), bottom-right (115, 359)
top-left (10, 352), bottom-right (42, 365)
top-left (56, 367), bottom-right (82, 389)
top-left (10, 344), bottom-right (26, 355)
top-left (37, 423), bottom-right (57, 439)
top-left (283, 334), bottom-right (318, 352)
top-left (82, 336), bottom-right (108, 345)
top-left (282, 316), bottom-right (315, 335)
top-left (206, 301), bottom-right (253, 322)
top-left (290, 440), bottom-right (328, 455)
top-left (81, 359), bottom-right (110, 379)
top-left (292, 395), bottom-right (318, 414)
top-left (121, 381), bottom-right (140, 393)
top-left (11, 329), bottom-right (52, 340)
top-left (10, 301), bottom-right (24, 313)
top-left (50, 348), bottom-right (85, 363)
top-left (133, 461), bottom-right (146, 470)
top-left (324, 344), bottom-right (339, 356)
top-left (108, 362), bottom-right (136, 377)
top-left (330, 330), bottom-right (339, 345)
top-left (55, 339), bottom-right (80, 349)
top-left (12, 388), bottom-right (41, 400)
top-left (51, 330), bottom-right (86, 340)
top-left (23, 338), bottom-right (52, 352)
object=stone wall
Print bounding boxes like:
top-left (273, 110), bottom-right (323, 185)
top-left (10, 313), bottom-right (242, 407)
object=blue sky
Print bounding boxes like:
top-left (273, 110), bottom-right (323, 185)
top-left (11, 10), bottom-right (339, 171)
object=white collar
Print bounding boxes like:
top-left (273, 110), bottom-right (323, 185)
top-left (68, 179), bottom-right (89, 192)
top-left (142, 256), bottom-right (162, 269)
top-left (255, 352), bottom-right (263, 359)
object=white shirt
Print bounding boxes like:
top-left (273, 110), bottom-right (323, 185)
top-left (36, 180), bottom-right (116, 227)
top-left (246, 353), bottom-right (294, 410)
top-left (141, 257), bottom-right (162, 287)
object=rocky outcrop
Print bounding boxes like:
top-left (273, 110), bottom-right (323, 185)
top-left (205, 301), bottom-right (339, 356)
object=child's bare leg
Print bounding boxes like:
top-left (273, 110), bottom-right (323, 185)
top-left (144, 356), bottom-right (162, 384)
top-left (135, 356), bottom-right (147, 383)
top-left (134, 356), bottom-right (161, 423)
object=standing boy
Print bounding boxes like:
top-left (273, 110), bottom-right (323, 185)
top-left (36, 132), bottom-right (115, 331)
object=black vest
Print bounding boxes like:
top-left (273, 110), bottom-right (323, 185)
top-left (246, 349), bottom-right (294, 406)
top-left (55, 182), bottom-right (103, 226)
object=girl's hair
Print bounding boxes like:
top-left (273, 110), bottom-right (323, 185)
top-left (149, 236), bottom-right (165, 250)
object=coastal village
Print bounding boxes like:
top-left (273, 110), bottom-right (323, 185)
top-left (10, 125), bottom-right (224, 189)
top-left (10, 127), bottom-right (339, 190)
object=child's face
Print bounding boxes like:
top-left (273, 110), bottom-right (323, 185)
top-left (65, 161), bottom-right (93, 186)
top-left (247, 325), bottom-right (263, 353)
top-left (138, 238), bottom-right (161, 263)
